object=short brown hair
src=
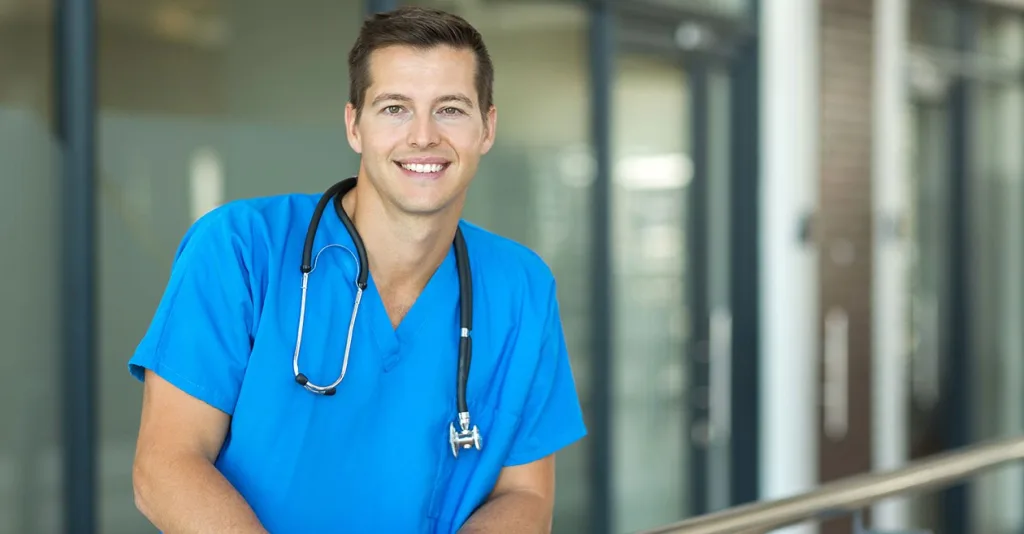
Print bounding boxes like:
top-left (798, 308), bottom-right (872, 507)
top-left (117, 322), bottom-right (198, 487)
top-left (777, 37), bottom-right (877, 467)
top-left (348, 7), bottom-right (494, 118)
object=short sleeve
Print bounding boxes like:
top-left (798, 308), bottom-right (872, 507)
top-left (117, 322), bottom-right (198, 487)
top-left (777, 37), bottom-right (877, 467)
top-left (127, 206), bottom-right (257, 415)
top-left (504, 280), bottom-right (588, 466)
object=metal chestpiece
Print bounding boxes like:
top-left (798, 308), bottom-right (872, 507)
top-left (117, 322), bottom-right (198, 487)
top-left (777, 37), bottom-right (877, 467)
top-left (449, 412), bottom-right (483, 458)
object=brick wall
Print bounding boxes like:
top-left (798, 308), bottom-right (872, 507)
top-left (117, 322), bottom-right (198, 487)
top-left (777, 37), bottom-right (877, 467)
top-left (817, 0), bottom-right (875, 532)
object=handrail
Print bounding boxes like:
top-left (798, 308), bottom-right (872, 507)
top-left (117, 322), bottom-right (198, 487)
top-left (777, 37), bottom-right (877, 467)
top-left (635, 435), bottom-right (1024, 534)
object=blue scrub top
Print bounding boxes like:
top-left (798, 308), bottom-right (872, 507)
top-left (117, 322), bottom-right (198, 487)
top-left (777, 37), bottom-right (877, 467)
top-left (128, 192), bottom-right (587, 534)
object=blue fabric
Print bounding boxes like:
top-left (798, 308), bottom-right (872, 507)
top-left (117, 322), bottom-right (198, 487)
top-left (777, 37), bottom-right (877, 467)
top-left (128, 192), bottom-right (587, 534)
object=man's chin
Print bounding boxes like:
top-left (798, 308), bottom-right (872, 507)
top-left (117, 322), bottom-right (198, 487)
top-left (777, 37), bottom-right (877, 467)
top-left (372, 172), bottom-right (464, 218)
top-left (394, 199), bottom-right (450, 217)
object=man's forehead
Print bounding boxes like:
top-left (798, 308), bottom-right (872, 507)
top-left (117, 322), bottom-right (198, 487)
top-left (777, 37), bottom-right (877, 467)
top-left (365, 50), bottom-right (479, 104)
top-left (367, 45), bottom-right (476, 80)
top-left (370, 43), bottom-right (474, 61)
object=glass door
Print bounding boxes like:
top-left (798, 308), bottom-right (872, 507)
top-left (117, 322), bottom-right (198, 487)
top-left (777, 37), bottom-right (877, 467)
top-left (610, 6), bottom-right (738, 532)
top-left (610, 49), bottom-right (691, 533)
top-left (967, 8), bottom-right (1024, 534)
top-left (905, 2), bottom-right (1024, 533)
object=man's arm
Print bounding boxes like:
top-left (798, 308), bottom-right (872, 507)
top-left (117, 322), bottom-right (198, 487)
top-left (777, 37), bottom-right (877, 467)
top-left (458, 455), bottom-right (557, 534)
top-left (132, 370), bottom-right (267, 534)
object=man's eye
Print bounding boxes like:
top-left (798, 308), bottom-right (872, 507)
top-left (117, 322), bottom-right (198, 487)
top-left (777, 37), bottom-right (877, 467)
top-left (439, 107), bottom-right (464, 115)
top-left (384, 105), bottom-right (403, 114)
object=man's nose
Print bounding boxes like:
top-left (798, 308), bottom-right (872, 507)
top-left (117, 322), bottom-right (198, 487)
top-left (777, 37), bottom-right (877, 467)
top-left (407, 113), bottom-right (440, 148)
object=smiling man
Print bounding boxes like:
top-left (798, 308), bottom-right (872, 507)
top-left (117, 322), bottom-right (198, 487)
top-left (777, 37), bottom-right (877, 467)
top-left (128, 6), bottom-right (587, 534)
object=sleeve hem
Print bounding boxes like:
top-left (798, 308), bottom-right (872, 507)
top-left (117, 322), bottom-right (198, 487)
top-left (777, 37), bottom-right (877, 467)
top-left (503, 425), bottom-right (588, 467)
top-left (128, 360), bottom-right (238, 416)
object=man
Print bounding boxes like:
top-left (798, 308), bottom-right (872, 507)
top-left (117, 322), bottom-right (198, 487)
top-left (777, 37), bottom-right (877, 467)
top-left (128, 6), bottom-right (587, 534)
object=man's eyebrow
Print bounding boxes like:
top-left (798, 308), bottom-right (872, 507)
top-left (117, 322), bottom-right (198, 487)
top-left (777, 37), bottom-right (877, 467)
top-left (436, 94), bottom-right (474, 107)
top-left (370, 93), bottom-right (413, 106)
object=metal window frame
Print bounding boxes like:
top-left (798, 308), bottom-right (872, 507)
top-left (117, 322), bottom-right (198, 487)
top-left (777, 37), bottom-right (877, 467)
top-left (725, 0), bottom-right (760, 509)
top-left (942, 1), bottom-right (975, 532)
top-left (588, 3), bottom-right (615, 533)
top-left (367, 0), bottom-right (398, 14)
top-left (688, 56), bottom-right (712, 517)
top-left (55, 0), bottom-right (98, 533)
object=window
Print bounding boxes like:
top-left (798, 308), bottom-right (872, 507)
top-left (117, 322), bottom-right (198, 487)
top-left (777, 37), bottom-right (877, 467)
top-left (0, 1), bottom-right (63, 532)
top-left (97, 1), bottom-right (362, 530)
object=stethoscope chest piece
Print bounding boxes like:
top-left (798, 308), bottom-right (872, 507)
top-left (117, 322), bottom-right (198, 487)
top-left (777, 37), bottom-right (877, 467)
top-left (450, 412), bottom-right (482, 458)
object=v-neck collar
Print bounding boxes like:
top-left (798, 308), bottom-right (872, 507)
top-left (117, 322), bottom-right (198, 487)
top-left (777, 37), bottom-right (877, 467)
top-left (362, 245), bottom-right (459, 371)
top-left (315, 184), bottom-right (462, 372)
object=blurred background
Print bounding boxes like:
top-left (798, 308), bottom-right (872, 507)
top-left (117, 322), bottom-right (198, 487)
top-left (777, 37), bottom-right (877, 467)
top-left (2, 0), bottom-right (1022, 532)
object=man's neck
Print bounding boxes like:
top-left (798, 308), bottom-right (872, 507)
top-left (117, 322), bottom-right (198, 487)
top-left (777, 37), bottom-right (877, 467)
top-left (340, 181), bottom-right (459, 295)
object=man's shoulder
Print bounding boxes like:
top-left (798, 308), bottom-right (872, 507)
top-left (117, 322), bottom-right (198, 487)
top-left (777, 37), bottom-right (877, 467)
top-left (173, 192), bottom-right (320, 267)
top-left (180, 192), bottom-right (317, 245)
top-left (195, 192), bottom-right (320, 231)
top-left (457, 220), bottom-right (555, 287)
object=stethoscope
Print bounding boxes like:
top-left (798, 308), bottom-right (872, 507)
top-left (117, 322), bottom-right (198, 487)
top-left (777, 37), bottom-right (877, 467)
top-left (291, 177), bottom-right (481, 458)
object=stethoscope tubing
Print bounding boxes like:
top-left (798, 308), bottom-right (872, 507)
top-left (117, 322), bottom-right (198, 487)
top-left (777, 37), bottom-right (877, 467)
top-left (290, 177), bottom-right (479, 455)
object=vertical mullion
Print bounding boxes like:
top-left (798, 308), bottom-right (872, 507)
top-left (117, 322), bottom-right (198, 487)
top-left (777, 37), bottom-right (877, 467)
top-left (589, 1), bottom-right (614, 533)
top-left (687, 56), bottom-right (711, 518)
top-left (942, 2), bottom-right (975, 532)
top-left (728, 7), bottom-right (761, 508)
top-left (56, 0), bottom-right (98, 532)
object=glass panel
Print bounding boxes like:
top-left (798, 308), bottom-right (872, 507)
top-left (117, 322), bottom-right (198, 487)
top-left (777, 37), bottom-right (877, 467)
top-left (612, 53), bottom-right (690, 533)
top-left (904, 99), bottom-right (951, 534)
top-left (909, 0), bottom-right (960, 48)
top-left (400, 2), bottom-right (594, 531)
top-left (97, 1), bottom-right (362, 532)
top-left (0, 1), bottom-right (63, 533)
top-left (904, 2), bottom-right (961, 531)
top-left (969, 10), bottom-right (1024, 534)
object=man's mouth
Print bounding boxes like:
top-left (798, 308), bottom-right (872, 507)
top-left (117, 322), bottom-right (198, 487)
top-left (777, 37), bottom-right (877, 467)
top-left (394, 159), bottom-right (451, 178)
top-left (398, 162), bottom-right (448, 173)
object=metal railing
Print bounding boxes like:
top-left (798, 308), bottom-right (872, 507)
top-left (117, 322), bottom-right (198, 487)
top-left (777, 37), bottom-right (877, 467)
top-left (636, 435), bottom-right (1024, 534)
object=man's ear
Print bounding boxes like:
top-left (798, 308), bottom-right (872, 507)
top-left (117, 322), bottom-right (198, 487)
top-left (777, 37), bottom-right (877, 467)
top-left (345, 102), bottom-right (362, 154)
top-left (480, 105), bottom-right (497, 155)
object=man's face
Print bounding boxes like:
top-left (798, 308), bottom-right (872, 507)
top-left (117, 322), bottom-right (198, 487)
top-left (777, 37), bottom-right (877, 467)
top-left (345, 44), bottom-right (496, 217)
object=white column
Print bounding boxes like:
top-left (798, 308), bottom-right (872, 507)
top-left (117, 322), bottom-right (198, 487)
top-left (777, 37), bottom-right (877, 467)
top-left (759, 1), bottom-right (819, 532)
top-left (871, 0), bottom-right (911, 529)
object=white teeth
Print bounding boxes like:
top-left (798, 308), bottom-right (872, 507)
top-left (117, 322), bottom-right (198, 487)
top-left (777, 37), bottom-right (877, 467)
top-left (401, 163), bottom-right (445, 173)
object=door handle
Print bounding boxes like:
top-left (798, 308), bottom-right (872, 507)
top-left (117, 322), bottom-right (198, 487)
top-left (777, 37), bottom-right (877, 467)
top-left (823, 307), bottom-right (849, 441)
